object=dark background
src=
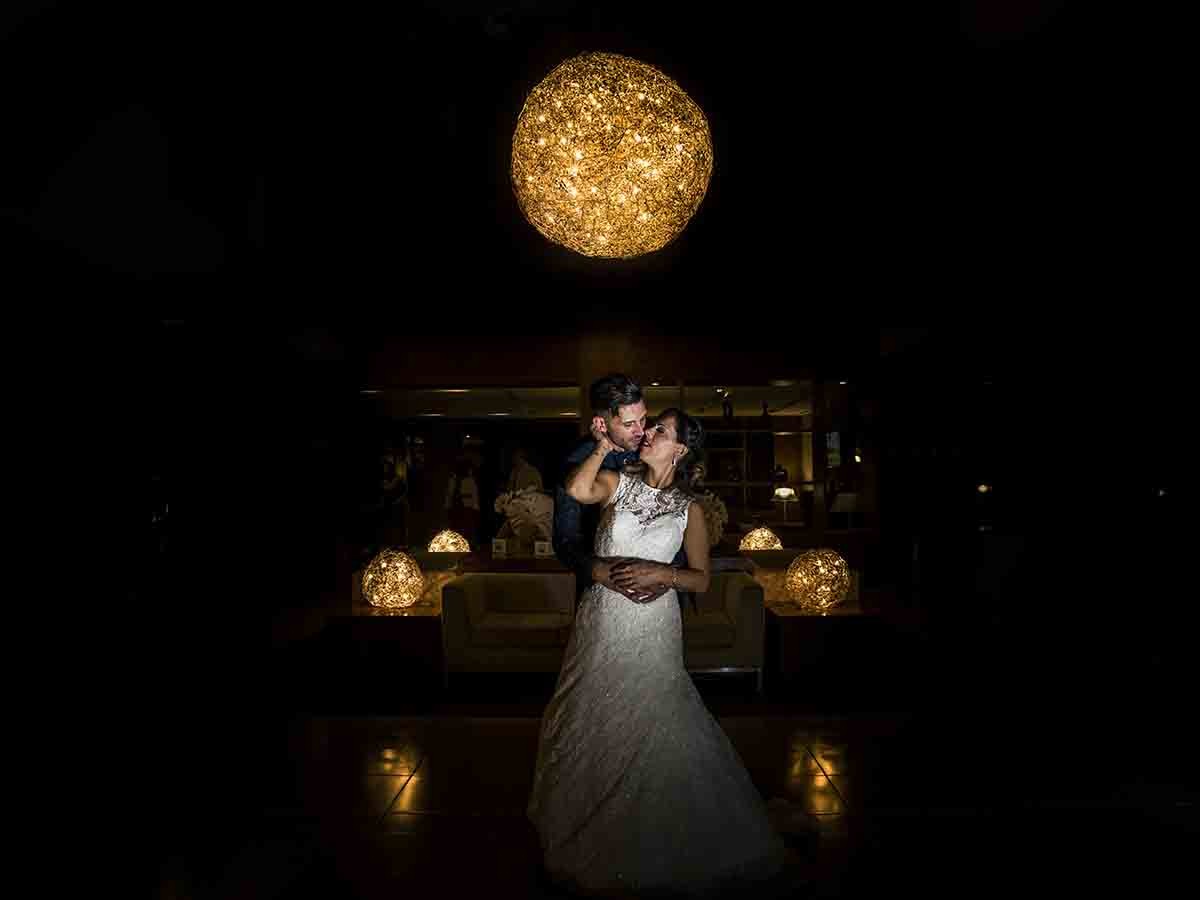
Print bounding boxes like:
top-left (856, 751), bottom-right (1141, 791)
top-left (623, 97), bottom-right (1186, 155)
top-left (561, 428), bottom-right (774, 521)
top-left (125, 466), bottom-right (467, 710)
top-left (4, 0), bottom-right (1185, 689)
top-left (3, 1), bottom-right (1188, 876)
top-left (4, 1), bottom-right (1183, 314)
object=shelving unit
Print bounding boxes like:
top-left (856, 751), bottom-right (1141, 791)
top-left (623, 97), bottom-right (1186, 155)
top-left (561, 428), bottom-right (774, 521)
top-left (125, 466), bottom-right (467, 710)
top-left (700, 421), bottom-right (805, 522)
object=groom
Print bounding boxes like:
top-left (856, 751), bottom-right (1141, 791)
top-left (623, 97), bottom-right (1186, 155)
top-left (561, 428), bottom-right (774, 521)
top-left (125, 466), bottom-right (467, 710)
top-left (554, 373), bottom-right (688, 604)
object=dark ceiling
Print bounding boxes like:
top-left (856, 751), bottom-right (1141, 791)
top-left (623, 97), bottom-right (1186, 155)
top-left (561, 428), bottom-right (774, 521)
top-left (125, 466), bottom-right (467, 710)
top-left (3, 1), bottom-right (1174, 333)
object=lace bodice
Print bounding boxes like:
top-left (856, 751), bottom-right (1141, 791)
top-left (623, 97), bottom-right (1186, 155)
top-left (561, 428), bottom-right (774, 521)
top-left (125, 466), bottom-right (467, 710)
top-left (594, 472), bottom-right (690, 563)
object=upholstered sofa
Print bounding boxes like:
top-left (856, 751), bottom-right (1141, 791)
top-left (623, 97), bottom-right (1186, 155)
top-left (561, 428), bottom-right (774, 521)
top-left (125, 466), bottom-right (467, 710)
top-left (441, 572), bottom-right (577, 682)
top-left (680, 571), bottom-right (766, 691)
top-left (440, 570), bottom-right (765, 691)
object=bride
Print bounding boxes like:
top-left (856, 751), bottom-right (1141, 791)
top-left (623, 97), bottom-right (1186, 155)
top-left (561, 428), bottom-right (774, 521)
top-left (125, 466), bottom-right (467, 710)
top-left (527, 407), bottom-right (792, 898)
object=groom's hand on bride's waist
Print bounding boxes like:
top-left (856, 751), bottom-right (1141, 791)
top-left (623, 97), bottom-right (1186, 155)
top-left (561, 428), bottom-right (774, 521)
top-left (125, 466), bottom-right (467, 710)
top-left (610, 559), bottom-right (671, 604)
top-left (592, 558), bottom-right (664, 603)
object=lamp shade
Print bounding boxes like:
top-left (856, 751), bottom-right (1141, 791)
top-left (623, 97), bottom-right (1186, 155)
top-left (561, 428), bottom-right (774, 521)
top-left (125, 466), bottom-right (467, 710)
top-left (739, 527), bottom-right (783, 551)
top-left (428, 530), bottom-right (470, 553)
top-left (784, 549), bottom-right (851, 613)
top-left (773, 486), bottom-right (796, 500)
top-left (361, 549), bottom-right (425, 609)
top-left (511, 52), bottom-right (713, 258)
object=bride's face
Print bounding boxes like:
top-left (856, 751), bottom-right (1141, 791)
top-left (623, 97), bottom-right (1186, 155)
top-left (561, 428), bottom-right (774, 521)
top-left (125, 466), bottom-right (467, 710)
top-left (639, 415), bottom-right (686, 467)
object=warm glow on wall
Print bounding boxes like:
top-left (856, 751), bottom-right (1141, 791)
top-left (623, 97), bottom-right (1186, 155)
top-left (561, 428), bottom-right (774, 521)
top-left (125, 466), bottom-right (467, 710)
top-left (361, 549), bottom-right (425, 609)
top-left (511, 52), bottom-right (713, 258)
top-left (740, 527), bottom-right (783, 551)
top-left (784, 549), bottom-right (851, 614)
top-left (428, 530), bottom-right (470, 552)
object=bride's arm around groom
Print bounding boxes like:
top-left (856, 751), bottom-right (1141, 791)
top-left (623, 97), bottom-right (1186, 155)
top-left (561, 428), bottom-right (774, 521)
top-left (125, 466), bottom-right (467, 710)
top-left (566, 425), bottom-right (710, 602)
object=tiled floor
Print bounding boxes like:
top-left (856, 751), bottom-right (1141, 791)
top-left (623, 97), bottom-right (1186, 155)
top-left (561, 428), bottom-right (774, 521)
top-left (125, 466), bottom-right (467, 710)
top-left (154, 690), bottom-right (1197, 900)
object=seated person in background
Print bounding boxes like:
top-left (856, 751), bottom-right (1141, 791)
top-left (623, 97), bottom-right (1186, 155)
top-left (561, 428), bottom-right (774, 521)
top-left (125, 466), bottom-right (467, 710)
top-left (445, 459), bottom-right (481, 542)
top-left (507, 446), bottom-right (544, 494)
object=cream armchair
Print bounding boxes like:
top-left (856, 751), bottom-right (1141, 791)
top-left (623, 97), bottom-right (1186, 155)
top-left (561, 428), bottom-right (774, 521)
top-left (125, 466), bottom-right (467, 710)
top-left (681, 571), bottom-right (766, 692)
top-left (441, 572), bottom-right (577, 684)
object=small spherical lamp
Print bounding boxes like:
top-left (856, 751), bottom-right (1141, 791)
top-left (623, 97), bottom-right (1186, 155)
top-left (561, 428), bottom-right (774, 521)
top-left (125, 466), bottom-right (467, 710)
top-left (784, 549), bottom-right (851, 614)
top-left (361, 549), bottom-right (425, 609)
top-left (511, 51), bottom-right (713, 258)
top-left (428, 530), bottom-right (470, 553)
top-left (740, 527), bottom-right (783, 551)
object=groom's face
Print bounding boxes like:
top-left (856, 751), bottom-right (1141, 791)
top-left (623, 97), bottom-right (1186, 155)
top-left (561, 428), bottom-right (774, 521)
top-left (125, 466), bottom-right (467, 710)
top-left (606, 401), bottom-right (647, 452)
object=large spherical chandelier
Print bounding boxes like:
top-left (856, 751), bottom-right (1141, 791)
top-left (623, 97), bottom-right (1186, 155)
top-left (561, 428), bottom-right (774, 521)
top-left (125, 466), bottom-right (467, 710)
top-left (511, 52), bottom-right (713, 258)
top-left (784, 549), bottom-right (851, 614)
top-left (740, 527), bottom-right (783, 551)
top-left (361, 549), bottom-right (425, 609)
top-left (428, 530), bottom-right (470, 553)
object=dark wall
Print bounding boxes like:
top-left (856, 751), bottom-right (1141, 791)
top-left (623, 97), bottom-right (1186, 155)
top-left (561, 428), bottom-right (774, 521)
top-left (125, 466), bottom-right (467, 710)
top-left (111, 323), bottom-right (362, 723)
top-left (869, 324), bottom-right (1188, 726)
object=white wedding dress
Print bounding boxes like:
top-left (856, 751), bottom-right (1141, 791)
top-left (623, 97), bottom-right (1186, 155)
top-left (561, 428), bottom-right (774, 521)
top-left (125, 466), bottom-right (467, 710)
top-left (528, 473), bottom-right (787, 897)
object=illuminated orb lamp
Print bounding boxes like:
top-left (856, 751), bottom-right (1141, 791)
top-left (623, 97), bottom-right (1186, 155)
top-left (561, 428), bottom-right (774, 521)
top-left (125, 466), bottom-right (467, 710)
top-left (511, 51), bottom-right (713, 258)
top-left (428, 530), bottom-right (470, 553)
top-left (773, 486), bottom-right (796, 500)
top-left (784, 549), bottom-right (851, 614)
top-left (740, 527), bottom-right (783, 551)
top-left (361, 549), bottom-right (425, 609)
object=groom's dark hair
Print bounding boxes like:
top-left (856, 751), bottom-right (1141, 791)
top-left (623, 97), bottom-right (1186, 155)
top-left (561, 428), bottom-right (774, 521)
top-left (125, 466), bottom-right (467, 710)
top-left (589, 374), bottom-right (643, 419)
